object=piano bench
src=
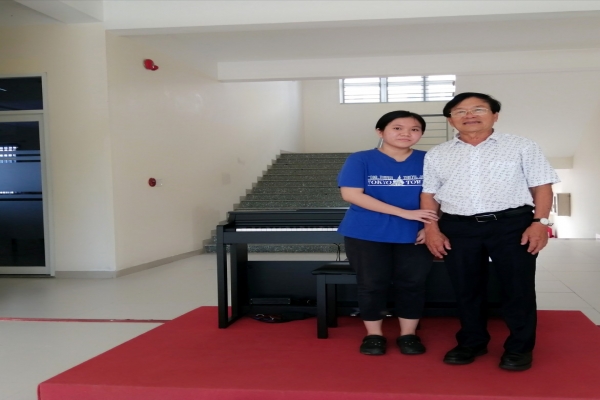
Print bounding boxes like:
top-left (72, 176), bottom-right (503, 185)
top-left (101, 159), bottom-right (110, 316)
top-left (311, 261), bottom-right (357, 339)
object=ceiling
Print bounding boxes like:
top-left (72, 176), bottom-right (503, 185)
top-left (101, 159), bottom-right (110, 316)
top-left (3, 1), bottom-right (600, 76)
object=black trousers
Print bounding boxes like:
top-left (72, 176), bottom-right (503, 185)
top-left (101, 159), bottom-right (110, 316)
top-left (344, 237), bottom-right (433, 321)
top-left (439, 212), bottom-right (537, 353)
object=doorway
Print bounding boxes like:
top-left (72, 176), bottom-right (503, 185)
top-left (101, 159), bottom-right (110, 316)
top-left (0, 114), bottom-right (51, 274)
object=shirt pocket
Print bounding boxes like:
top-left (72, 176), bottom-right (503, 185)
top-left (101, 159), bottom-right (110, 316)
top-left (489, 160), bottom-right (521, 182)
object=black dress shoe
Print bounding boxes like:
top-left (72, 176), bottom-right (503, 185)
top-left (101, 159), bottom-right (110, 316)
top-left (396, 334), bottom-right (426, 355)
top-left (360, 335), bottom-right (386, 355)
top-left (499, 351), bottom-right (532, 371)
top-left (443, 345), bottom-right (488, 365)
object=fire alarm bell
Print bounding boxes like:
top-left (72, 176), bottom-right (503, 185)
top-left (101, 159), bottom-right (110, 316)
top-left (143, 59), bottom-right (159, 71)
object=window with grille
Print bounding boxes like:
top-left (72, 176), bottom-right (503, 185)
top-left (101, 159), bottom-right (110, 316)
top-left (340, 75), bottom-right (455, 104)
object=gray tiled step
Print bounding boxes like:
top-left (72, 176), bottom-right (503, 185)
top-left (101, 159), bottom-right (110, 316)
top-left (204, 243), bottom-right (346, 253)
top-left (260, 175), bottom-right (337, 181)
top-left (270, 160), bottom-right (345, 166)
top-left (249, 187), bottom-right (341, 194)
top-left (254, 181), bottom-right (339, 188)
top-left (244, 193), bottom-right (343, 201)
top-left (270, 159), bottom-right (346, 166)
top-left (278, 153), bottom-right (351, 159)
top-left (266, 169), bottom-right (342, 175)
top-left (269, 162), bottom-right (345, 168)
top-left (238, 200), bottom-right (349, 208)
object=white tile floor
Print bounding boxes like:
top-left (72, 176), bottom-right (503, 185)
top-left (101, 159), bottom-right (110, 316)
top-left (1, 239), bottom-right (599, 400)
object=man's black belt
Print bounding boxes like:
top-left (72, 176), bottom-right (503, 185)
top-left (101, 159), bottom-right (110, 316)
top-left (442, 205), bottom-right (534, 222)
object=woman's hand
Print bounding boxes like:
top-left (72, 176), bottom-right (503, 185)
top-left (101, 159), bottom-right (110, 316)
top-left (397, 209), bottom-right (439, 223)
top-left (415, 229), bottom-right (426, 244)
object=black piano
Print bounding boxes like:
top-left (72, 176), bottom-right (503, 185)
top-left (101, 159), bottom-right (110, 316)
top-left (216, 208), bottom-right (347, 328)
top-left (216, 208), bottom-right (501, 328)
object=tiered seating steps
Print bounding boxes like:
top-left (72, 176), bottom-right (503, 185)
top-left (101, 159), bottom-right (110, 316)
top-left (204, 153), bottom-right (350, 253)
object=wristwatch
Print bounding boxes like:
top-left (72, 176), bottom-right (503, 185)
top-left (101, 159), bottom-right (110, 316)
top-left (532, 218), bottom-right (550, 226)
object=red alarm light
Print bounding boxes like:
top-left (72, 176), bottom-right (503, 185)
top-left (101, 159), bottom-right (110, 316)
top-left (148, 178), bottom-right (157, 187)
top-left (143, 59), bottom-right (159, 71)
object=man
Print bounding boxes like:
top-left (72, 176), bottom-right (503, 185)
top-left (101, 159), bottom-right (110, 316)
top-left (421, 92), bottom-right (559, 371)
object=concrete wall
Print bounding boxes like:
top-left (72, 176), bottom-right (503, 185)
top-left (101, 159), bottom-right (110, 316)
top-left (552, 108), bottom-right (600, 239)
top-left (0, 23), bottom-right (116, 272)
top-left (302, 79), bottom-right (445, 153)
top-left (106, 34), bottom-right (303, 270)
top-left (0, 24), bottom-right (304, 273)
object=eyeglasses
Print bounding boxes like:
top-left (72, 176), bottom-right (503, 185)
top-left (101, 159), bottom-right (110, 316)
top-left (449, 108), bottom-right (489, 117)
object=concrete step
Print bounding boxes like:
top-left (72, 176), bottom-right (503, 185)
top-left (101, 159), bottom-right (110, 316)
top-left (269, 162), bottom-right (344, 168)
top-left (260, 175), bottom-right (337, 181)
top-left (277, 153), bottom-right (351, 160)
top-left (244, 193), bottom-right (343, 201)
top-left (254, 180), bottom-right (339, 188)
top-left (238, 200), bottom-right (348, 208)
top-left (249, 186), bottom-right (341, 194)
top-left (265, 168), bottom-right (342, 175)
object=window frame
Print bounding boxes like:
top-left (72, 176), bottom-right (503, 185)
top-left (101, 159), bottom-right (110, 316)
top-left (339, 75), bottom-right (455, 104)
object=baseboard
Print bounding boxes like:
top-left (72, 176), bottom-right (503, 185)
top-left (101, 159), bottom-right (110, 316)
top-left (54, 249), bottom-right (203, 279)
top-left (54, 270), bottom-right (117, 279)
top-left (115, 250), bottom-right (202, 278)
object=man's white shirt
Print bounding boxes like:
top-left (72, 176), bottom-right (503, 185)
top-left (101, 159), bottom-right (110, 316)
top-left (422, 132), bottom-right (560, 215)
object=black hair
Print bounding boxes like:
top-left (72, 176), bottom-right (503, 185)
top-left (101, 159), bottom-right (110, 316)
top-left (375, 110), bottom-right (426, 133)
top-left (442, 92), bottom-right (502, 117)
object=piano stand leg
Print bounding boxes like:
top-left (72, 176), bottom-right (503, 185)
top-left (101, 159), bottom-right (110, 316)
top-left (317, 275), bottom-right (329, 339)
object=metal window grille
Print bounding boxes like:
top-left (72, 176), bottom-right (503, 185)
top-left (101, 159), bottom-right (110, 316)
top-left (340, 77), bottom-right (382, 103)
top-left (340, 75), bottom-right (455, 103)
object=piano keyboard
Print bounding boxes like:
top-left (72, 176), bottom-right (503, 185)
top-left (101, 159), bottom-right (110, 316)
top-left (236, 227), bottom-right (338, 232)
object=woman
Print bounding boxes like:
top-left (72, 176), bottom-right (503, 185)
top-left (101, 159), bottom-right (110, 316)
top-left (337, 110), bottom-right (437, 356)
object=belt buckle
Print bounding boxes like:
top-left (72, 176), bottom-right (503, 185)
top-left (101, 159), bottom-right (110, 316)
top-left (475, 214), bottom-right (497, 222)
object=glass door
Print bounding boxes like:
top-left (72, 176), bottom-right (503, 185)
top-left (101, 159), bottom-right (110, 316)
top-left (0, 114), bottom-right (50, 274)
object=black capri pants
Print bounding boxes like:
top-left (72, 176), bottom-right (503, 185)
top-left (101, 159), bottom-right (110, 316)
top-left (344, 237), bottom-right (433, 321)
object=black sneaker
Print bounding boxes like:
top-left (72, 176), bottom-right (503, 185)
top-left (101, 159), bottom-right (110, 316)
top-left (396, 334), bottom-right (426, 355)
top-left (360, 335), bottom-right (387, 355)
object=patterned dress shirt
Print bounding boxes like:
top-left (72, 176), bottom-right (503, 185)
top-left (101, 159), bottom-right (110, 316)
top-left (422, 132), bottom-right (560, 215)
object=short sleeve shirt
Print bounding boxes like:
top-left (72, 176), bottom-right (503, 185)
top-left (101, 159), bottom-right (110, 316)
top-left (337, 149), bottom-right (426, 243)
top-left (422, 132), bottom-right (560, 215)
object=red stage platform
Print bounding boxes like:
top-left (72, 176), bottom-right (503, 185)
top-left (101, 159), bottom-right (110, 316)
top-left (39, 307), bottom-right (600, 400)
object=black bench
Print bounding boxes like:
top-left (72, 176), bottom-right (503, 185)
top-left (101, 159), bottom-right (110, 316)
top-left (311, 261), bottom-right (356, 339)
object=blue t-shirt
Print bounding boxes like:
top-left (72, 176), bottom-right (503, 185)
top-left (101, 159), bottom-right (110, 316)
top-left (337, 148), bottom-right (426, 243)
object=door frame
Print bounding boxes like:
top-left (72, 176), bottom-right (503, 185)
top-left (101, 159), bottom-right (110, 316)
top-left (0, 74), bottom-right (53, 275)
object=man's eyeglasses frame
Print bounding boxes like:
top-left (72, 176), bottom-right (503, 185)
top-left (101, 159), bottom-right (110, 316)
top-left (449, 108), bottom-right (490, 118)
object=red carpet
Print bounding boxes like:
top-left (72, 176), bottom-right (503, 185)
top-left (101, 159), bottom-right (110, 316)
top-left (38, 307), bottom-right (600, 400)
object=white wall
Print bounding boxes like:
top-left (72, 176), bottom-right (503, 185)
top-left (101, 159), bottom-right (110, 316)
top-left (302, 79), bottom-right (445, 153)
top-left (552, 107), bottom-right (600, 238)
top-left (106, 34), bottom-right (303, 270)
top-left (0, 24), bottom-right (303, 274)
top-left (455, 71), bottom-right (600, 158)
top-left (0, 23), bottom-right (116, 272)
